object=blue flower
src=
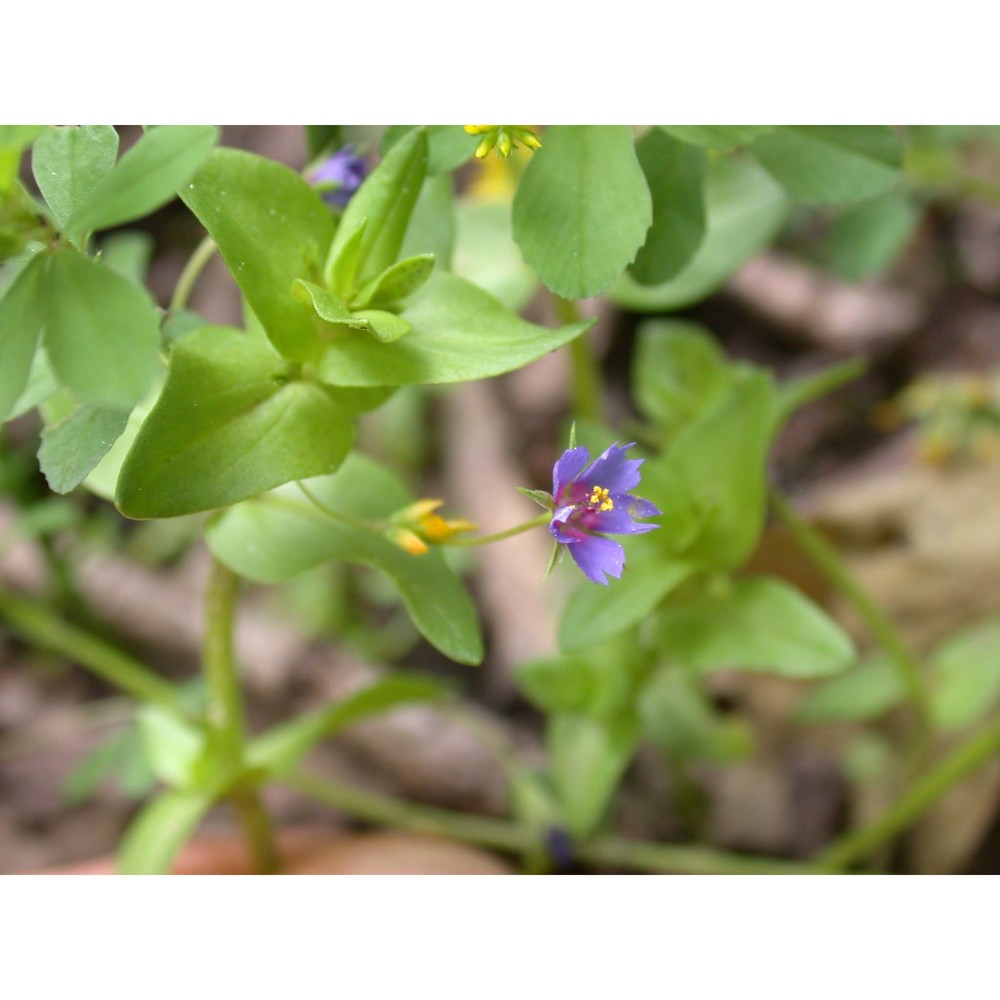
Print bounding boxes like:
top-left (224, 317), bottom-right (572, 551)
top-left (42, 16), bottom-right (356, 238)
top-left (549, 442), bottom-right (661, 585)
top-left (309, 146), bottom-right (367, 208)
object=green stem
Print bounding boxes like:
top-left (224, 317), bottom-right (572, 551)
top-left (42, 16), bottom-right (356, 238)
top-left (201, 557), bottom-right (280, 873)
top-left (0, 585), bottom-right (183, 713)
top-left (554, 296), bottom-right (603, 423)
top-left (293, 481), bottom-right (373, 533)
top-left (170, 235), bottom-right (217, 312)
top-left (445, 513), bottom-right (550, 547)
top-left (283, 769), bottom-right (818, 874)
top-left (819, 713), bottom-right (1000, 871)
top-left (769, 490), bottom-right (932, 731)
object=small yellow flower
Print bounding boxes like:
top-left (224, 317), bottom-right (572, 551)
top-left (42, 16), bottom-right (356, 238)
top-left (386, 498), bottom-right (478, 555)
top-left (463, 126), bottom-right (543, 159)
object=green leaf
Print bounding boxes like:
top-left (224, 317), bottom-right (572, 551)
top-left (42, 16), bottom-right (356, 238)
top-left (351, 253), bottom-right (435, 309)
top-left (517, 654), bottom-right (597, 716)
top-left (0, 126), bottom-right (43, 193)
top-left (549, 712), bottom-right (639, 839)
top-left (667, 370), bottom-right (776, 569)
top-left (248, 674), bottom-right (448, 775)
top-left (291, 278), bottom-right (372, 328)
top-left (39, 403), bottom-right (130, 493)
top-left (116, 788), bottom-right (215, 874)
top-left (630, 128), bottom-right (706, 285)
top-left (206, 454), bottom-right (483, 664)
top-left (315, 270), bottom-right (590, 387)
top-left (772, 357), bottom-right (867, 429)
top-left (42, 249), bottom-right (161, 409)
top-left (326, 128), bottom-right (428, 291)
top-left (795, 655), bottom-right (905, 724)
top-left (660, 126), bottom-right (775, 150)
top-left (657, 575), bottom-right (856, 678)
top-left (640, 667), bottom-right (753, 762)
top-left (100, 230), bottom-right (154, 286)
top-left (400, 174), bottom-right (455, 266)
top-left (381, 125), bottom-right (477, 175)
top-left (559, 559), bottom-right (692, 652)
top-left (612, 156), bottom-right (789, 311)
top-left (182, 147), bottom-right (333, 361)
top-left (32, 126), bottom-right (119, 243)
top-left (453, 196), bottom-right (537, 312)
top-left (0, 253), bottom-right (46, 422)
top-left (137, 704), bottom-right (208, 789)
top-left (352, 309), bottom-right (411, 343)
top-left (632, 319), bottom-right (730, 434)
top-left (827, 189), bottom-right (920, 281)
top-left (752, 126), bottom-right (903, 204)
top-left (929, 620), bottom-right (1000, 731)
top-left (69, 125), bottom-right (219, 234)
top-left (512, 125), bottom-right (652, 299)
top-left (115, 326), bottom-right (355, 518)
top-left (305, 125), bottom-right (343, 160)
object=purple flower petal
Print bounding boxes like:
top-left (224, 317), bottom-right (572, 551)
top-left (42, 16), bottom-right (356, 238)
top-left (552, 446), bottom-right (591, 499)
top-left (591, 507), bottom-right (660, 534)
top-left (549, 505), bottom-right (587, 544)
top-left (580, 442), bottom-right (643, 494)
top-left (567, 535), bottom-right (625, 586)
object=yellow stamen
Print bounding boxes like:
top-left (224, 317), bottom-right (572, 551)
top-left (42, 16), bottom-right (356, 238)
top-left (589, 486), bottom-right (614, 511)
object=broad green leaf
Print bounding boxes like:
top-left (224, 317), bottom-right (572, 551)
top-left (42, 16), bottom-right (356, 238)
top-left (249, 674), bottom-right (448, 775)
top-left (660, 126), bottom-right (775, 150)
top-left (640, 667), bottom-right (753, 762)
top-left (69, 125), bottom-right (219, 233)
top-left (630, 128), bottom-right (706, 285)
top-left (657, 575), bottom-right (856, 678)
top-left (827, 189), bottom-right (920, 281)
top-left (0, 253), bottom-right (46, 421)
top-left (84, 382), bottom-right (160, 500)
top-left (100, 230), bottom-right (154, 286)
top-left (315, 270), bottom-right (591, 387)
top-left (512, 125), bottom-right (652, 299)
top-left (182, 147), bottom-right (333, 361)
top-left (381, 125), bottom-right (477, 175)
top-left (137, 704), bottom-right (208, 789)
top-left (42, 248), bottom-right (161, 409)
top-left (929, 620), bottom-right (1000, 731)
top-left (326, 217), bottom-right (367, 300)
top-left (400, 174), bottom-right (455, 266)
top-left (39, 403), bottom-right (130, 493)
top-left (0, 126), bottom-right (43, 193)
top-left (516, 654), bottom-right (596, 716)
top-left (795, 655), bottom-right (905, 724)
top-left (632, 319), bottom-right (730, 434)
top-left (612, 156), bottom-right (788, 311)
top-left (549, 712), bottom-right (640, 839)
top-left (115, 326), bottom-right (355, 519)
top-left (667, 370), bottom-right (776, 569)
top-left (32, 125), bottom-right (119, 242)
top-left (351, 253), bottom-right (435, 309)
top-left (326, 128), bottom-right (428, 291)
top-left (7, 347), bottom-right (59, 420)
top-left (559, 559), bottom-right (692, 652)
top-left (752, 126), bottom-right (902, 204)
top-left (116, 788), bottom-right (215, 874)
top-left (453, 197), bottom-right (537, 312)
top-left (772, 357), bottom-right (866, 429)
top-left (207, 454), bottom-right (483, 664)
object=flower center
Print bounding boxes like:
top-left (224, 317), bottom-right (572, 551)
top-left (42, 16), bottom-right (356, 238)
top-left (588, 485), bottom-right (614, 512)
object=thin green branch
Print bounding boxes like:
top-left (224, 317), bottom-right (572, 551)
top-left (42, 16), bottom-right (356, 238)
top-left (170, 234), bottom-right (217, 313)
top-left (819, 712), bottom-right (1000, 871)
top-left (283, 769), bottom-right (818, 874)
top-left (445, 513), bottom-right (550, 547)
top-left (554, 296), bottom-right (603, 423)
top-left (0, 585), bottom-right (183, 713)
top-left (769, 489), bottom-right (932, 731)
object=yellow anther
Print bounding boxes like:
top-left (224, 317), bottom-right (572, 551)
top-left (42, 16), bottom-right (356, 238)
top-left (589, 486), bottom-right (614, 511)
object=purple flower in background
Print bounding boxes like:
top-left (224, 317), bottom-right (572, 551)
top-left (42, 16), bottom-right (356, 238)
top-left (549, 442), bottom-right (661, 585)
top-left (309, 145), bottom-right (367, 208)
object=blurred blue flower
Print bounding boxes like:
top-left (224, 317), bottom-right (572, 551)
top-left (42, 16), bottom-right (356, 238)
top-left (549, 442), bottom-right (661, 585)
top-left (309, 145), bottom-right (367, 208)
